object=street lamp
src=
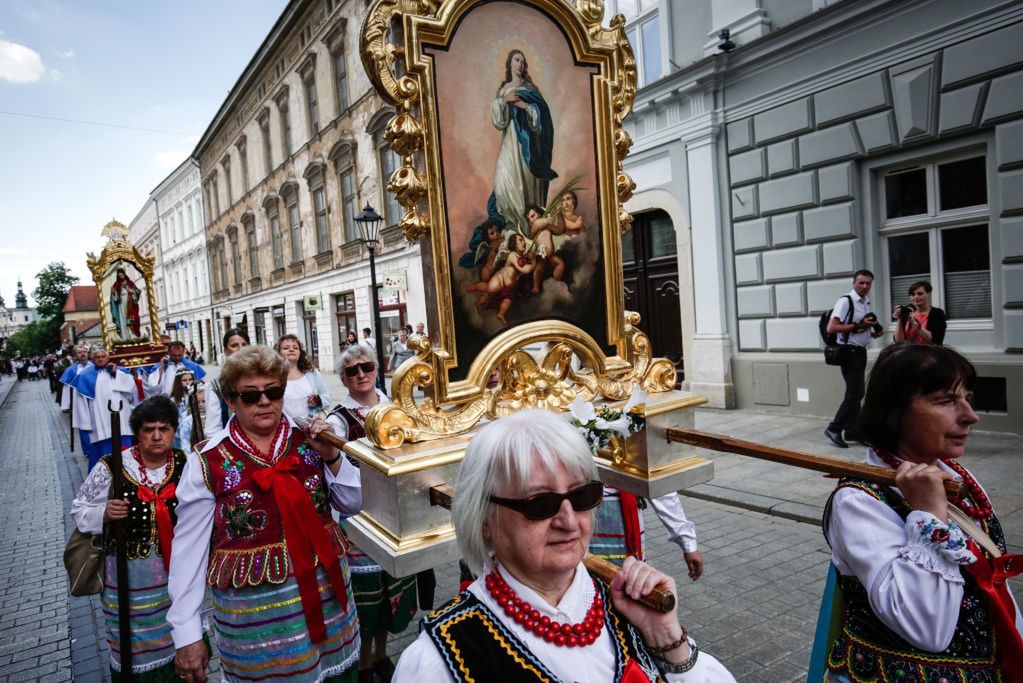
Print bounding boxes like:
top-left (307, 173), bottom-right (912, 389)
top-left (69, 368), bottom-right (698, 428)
top-left (354, 203), bottom-right (388, 396)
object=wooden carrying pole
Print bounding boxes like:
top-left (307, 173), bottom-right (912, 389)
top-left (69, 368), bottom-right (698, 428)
top-left (108, 400), bottom-right (133, 679)
top-left (310, 429), bottom-right (677, 613)
top-left (665, 427), bottom-right (964, 499)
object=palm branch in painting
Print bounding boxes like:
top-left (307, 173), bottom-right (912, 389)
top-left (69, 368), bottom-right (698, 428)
top-left (543, 174), bottom-right (587, 217)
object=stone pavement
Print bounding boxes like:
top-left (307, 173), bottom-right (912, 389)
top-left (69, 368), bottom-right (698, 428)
top-left (0, 378), bottom-right (72, 681)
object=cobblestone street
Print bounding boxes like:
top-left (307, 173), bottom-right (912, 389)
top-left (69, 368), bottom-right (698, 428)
top-left (0, 378), bottom-right (1018, 682)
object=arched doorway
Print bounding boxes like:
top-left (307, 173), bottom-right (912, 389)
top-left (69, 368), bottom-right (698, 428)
top-left (622, 209), bottom-right (684, 380)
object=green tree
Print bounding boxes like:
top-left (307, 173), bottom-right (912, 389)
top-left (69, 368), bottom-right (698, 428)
top-left (33, 262), bottom-right (79, 320)
top-left (7, 319), bottom-right (61, 356)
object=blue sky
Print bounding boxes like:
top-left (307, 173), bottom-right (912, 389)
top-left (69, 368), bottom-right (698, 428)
top-left (0, 0), bottom-right (286, 308)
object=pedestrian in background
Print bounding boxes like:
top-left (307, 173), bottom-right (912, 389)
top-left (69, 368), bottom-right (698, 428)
top-left (824, 270), bottom-right (883, 449)
top-left (892, 280), bottom-right (946, 345)
top-left (204, 327), bottom-right (249, 433)
top-left (275, 333), bottom-right (331, 419)
top-left (388, 329), bottom-right (415, 374)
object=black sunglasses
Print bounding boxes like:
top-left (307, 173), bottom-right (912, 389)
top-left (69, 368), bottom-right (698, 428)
top-left (489, 481), bottom-right (603, 520)
top-left (343, 361), bottom-right (376, 378)
top-left (230, 385), bottom-right (286, 405)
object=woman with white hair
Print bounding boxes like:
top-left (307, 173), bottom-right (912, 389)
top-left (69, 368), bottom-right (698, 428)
top-left (393, 409), bottom-right (734, 682)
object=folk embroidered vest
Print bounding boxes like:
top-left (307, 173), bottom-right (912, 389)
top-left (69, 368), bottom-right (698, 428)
top-left (823, 479), bottom-right (1002, 681)
top-left (422, 578), bottom-right (663, 683)
top-left (198, 432), bottom-right (346, 589)
top-left (101, 449), bottom-right (187, 559)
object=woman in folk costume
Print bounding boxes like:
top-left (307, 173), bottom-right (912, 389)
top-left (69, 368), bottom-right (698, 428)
top-left (204, 328), bottom-right (249, 434)
top-left (168, 345), bottom-right (362, 682)
top-left (819, 343), bottom-right (1022, 681)
top-left (70, 396), bottom-right (195, 680)
top-left (326, 343), bottom-right (420, 682)
top-left (394, 409), bottom-right (734, 682)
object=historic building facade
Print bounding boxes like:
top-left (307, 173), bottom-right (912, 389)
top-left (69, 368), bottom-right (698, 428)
top-left (0, 281), bottom-right (40, 349)
top-left (152, 160), bottom-right (214, 357)
top-left (619, 0), bottom-right (1023, 431)
top-left (194, 0), bottom-right (425, 369)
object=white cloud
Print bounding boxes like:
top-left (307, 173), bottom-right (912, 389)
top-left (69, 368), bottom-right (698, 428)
top-left (0, 247), bottom-right (29, 257)
top-left (49, 68), bottom-right (63, 81)
top-left (0, 39), bottom-right (47, 83)
top-left (55, 49), bottom-right (75, 59)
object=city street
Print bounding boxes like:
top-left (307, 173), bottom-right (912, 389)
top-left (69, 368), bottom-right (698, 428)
top-left (0, 377), bottom-right (1020, 681)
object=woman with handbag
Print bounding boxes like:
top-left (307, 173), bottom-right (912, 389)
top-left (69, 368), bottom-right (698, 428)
top-left (69, 395), bottom-right (195, 680)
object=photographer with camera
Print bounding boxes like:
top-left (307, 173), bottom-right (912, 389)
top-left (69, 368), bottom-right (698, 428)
top-left (892, 280), bottom-right (946, 346)
top-left (824, 270), bottom-right (884, 449)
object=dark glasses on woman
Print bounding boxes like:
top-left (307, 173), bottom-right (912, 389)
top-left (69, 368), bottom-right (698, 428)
top-left (343, 361), bottom-right (376, 378)
top-left (230, 385), bottom-right (286, 404)
top-left (489, 481), bottom-right (603, 520)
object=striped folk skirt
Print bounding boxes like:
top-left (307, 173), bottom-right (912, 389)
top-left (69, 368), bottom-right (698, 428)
top-left (588, 491), bottom-right (646, 565)
top-left (345, 536), bottom-right (418, 635)
top-left (102, 555), bottom-right (175, 679)
top-left (212, 564), bottom-right (360, 682)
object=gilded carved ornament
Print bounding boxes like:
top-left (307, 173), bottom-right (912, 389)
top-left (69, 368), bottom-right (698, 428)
top-left (358, 0), bottom-right (667, 450)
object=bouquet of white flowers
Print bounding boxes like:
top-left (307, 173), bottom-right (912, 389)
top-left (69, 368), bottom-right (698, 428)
top-left (567, 386), bottom-right (647, 453)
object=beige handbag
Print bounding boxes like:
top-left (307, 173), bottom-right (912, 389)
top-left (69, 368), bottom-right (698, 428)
top-left (64, 529), bottom-right (105, 596)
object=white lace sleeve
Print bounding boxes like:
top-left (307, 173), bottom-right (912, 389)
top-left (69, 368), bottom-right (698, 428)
top-left (70, 461), bottom-right (112, 534)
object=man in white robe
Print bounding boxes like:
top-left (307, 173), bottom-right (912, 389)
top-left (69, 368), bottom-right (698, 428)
top-left (59, 345), bottom-right (94, 455)
top-left (69, 348), bottom-right (136, 471)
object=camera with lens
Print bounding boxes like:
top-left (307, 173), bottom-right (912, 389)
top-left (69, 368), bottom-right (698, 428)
top-left (893, 302), bottom-right (916, 324)
top-left (862, 312), bottom-right (884, 334)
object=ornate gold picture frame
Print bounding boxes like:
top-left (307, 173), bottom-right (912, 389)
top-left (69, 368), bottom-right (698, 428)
top-left (360, 0), bottom-right (673, 448)
top-left (86, 220), bottom-right (164, 366)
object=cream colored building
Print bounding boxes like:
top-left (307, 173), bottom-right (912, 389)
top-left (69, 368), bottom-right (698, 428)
top-left (194, 0), bottom-right (425, 368)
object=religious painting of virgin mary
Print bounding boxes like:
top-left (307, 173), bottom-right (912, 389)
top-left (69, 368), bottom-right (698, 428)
top-left (430, 1), bottom-right (606, 378)
top-left (102, 261), bottom-right (146, 341)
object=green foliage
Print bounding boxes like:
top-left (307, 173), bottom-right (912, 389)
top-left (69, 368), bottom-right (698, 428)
top-left (7, 318), bottom-right (61, 356)
top-left (33, 262), bottom-right (79, 321)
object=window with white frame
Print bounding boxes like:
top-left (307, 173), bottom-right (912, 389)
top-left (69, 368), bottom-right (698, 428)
top-left (244, 215), bottom-right (259, 278)
top-left (301, 62), bottom-right (320, 136)
top-left (333, 44), bottom-right (349, 115)
top-left (237, 137), bottom-right (250, 194)
top-left (228, 227), bottom-right (241, 284)
top-left (259, 110), bottom-right (273, 175)
top-left (309, 170), bottom-right (331, 253)
top-left (284, 187), bottom-right (303, 263)
top-left (605, 0), bottom-right (661, 88)
top-left (332, 147), bottom-right (358, 242)
top-left (276, 91), bottom-right (293, 158)
top-left (880, 153), bottom-right (991, 322)
top-left (222, 156), bottom-right (233, 207)
top-left (268, 201), bottom-right (284, 270)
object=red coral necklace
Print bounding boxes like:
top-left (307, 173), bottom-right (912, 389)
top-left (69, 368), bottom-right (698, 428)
top-left (130, 445), bottom-right (172, 489)
top-left (484, 567), bottom-right (604, 647)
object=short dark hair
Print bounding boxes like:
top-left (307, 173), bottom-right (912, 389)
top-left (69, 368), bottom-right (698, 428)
top-left (524, 204), bottom-right (544, 219)
top-left (856, 343), bottom-right (977, 454)
top-left (908, 280), bottom-right (932, 295)
top-left (129, 395), bottom-right (179, 435)
top-left (363, 327), bottom-right (371, 335)
top-left (222, 328), bottom-right (250, 350)
top-left (853, 269), bottom-right (875, 281)
top-left (168, 340), bottom-right (186, 351)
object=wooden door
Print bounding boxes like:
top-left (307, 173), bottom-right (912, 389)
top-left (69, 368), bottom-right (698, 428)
top-left (621, 210), bottom-right (683, 381)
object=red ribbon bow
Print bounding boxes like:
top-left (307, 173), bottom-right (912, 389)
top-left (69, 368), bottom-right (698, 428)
top-left (137, 482), bottom-right (177, 573)
top-left (963, 540), bottom-right (1023, 681)
top-left (252, 454), bottom-right (348, 644)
